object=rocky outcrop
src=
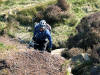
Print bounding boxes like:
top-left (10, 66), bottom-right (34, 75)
top-left (0, 50), bottom-right (66, 75)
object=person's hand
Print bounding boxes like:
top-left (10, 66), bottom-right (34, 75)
top-left (48, 48), bottom-right (52, 52)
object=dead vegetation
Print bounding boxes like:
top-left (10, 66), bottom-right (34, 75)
top-left (0, 50), bottom-right (66, 75)
top-left (66, 12), bottom-right (100, 50)
top-left (35, 0), bottom-right (70, 24)
top-left (44, 5), bottom-right (62, 22)
top-left (57, 0), bottom-right (70, 11)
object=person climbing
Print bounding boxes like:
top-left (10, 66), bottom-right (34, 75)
top-left (32, 20), bottom-right (52, 52)
top-left (36, 20), bottom-right (51, 31)
top-left (41, 20), bottom-right (51, 32)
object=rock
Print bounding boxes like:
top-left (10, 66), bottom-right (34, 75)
top-left (61, 48), bottom-right (84, 59)
top-left (72, 61), bottom-right (92, 75)
top-left (71, 53), bottom-right (91, 75)
top-left (71, 53), bottom-right (90, 62)
top-left (71, 54), bottom-right (84, 62)
top-left (90, 66), bottom-right (100, 75)
top-left (51, 48), bottom-right (65, 55)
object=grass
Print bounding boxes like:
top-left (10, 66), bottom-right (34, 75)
top-left (67, 0), bottom-right (100, 18)
top-left (61, 60), bottom-right (72, 75)
top-left (0, 0), bottom-right (57, 15)
top-left (0, 1), bottom-right (100, 75)
top-left (0, 0), bottom-right (58, 43)
top-left (0, 42), bottom-right (16, 52)
top-left (52, 24), bottom-right (77, 48)
top-left (0, 22), bottom-right (7, 35)
top-left (0, 0), bottom-right (100, 49)
top-left (51, 0), bottom-right (100, 48)
top-left (0, 22), bottom-right (6, 30)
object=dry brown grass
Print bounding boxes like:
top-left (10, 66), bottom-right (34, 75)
top-left (57, 0), bottom-right (70, 11)
top-left (44, 5), bottom-right (62, 23)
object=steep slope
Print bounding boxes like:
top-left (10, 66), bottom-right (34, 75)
top-left (0, 36), bottom-right (66, 75)
top-left (0, 50), bottom-right (65, 75)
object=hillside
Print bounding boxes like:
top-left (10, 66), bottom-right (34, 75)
top-left (0, 50), bottom-right (65, 75)
top-left (0, 0), bottom-right (100, 75)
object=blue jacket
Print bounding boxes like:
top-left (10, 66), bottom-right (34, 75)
top-left (34, 24), bottom-right (52, 48)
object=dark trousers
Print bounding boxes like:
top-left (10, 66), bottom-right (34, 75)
top-left (34, 39), bottom-right (48, 51)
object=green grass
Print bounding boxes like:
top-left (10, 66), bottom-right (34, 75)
top-left (51, 0), bottom-right (100, 48)
top-left (0, 43), bottom-right (5, 48)
top-left (67, 0), bottom-right (100, 18)
top-left (0, 22), bottom-right (6, 30)
top-left (52, 24), bottom-right (77, 48)
top-left (0, 0), bottom-right (57, 15)
top-left (0, 0), bottom-right (100, 48)
top-left (0, 22), bottom-right (7, 35)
